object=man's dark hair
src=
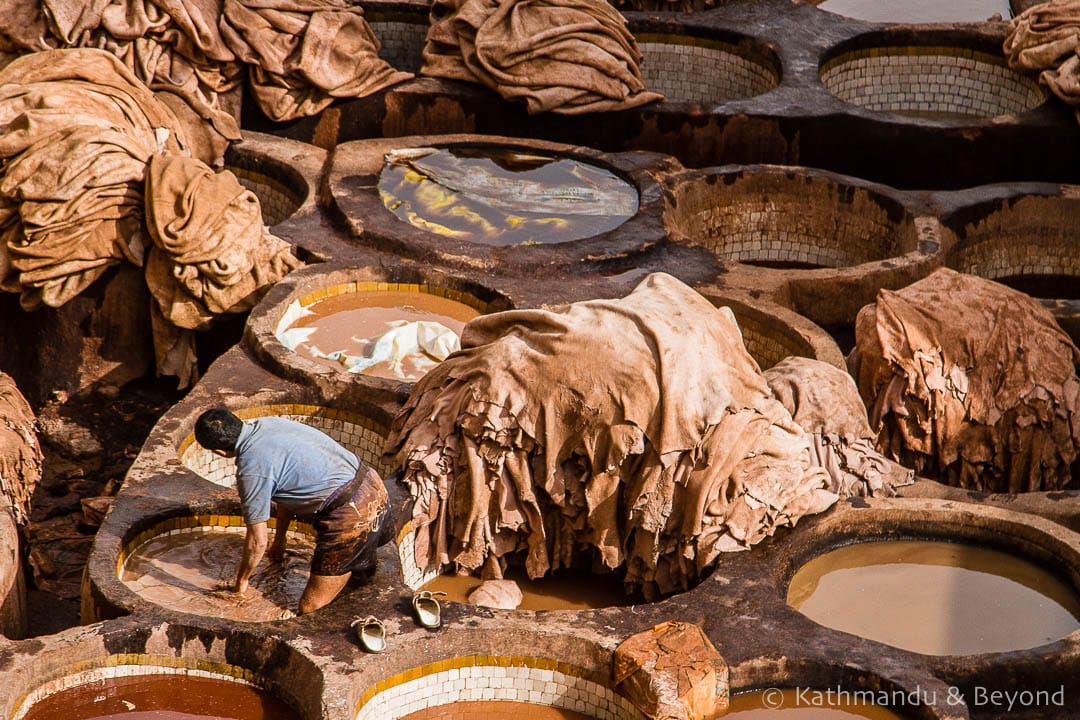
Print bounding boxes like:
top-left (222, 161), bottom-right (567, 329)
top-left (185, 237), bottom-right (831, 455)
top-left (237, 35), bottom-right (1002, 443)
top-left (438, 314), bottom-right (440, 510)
top-left (194, 408), bottom-right (243, 451)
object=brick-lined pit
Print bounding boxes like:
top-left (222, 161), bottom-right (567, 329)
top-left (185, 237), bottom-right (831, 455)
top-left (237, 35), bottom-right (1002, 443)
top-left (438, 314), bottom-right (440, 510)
top-left (635, 34), bottom-right (780, 106)
top-left (665, 168), bottom-right (917, 268)
top-left (944, 194), bottom-right (1080, 300)
top-left (821, 45), bottom-right (1045, 119)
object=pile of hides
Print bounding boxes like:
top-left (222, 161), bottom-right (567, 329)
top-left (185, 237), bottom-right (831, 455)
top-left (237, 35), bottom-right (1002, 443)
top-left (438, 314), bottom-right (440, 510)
top-left (848, 268), bottom-right (1080, 493)
top-left (419, 0), bottom-right (664, 114)
top-left (0, 0), bottom-right (412, 124)
top-left (0, 372), bottom-right (41, 526)
top-left (764, 357), bottom-right (914, 498)
top-left (0, 49), bottom-right (301, 386)
top-left (385, 273), bottom-right (838, 598)
top-left (1004, 0), bottom-right (1080, 120)
top-left (613, 621), bottom-right (728, 720)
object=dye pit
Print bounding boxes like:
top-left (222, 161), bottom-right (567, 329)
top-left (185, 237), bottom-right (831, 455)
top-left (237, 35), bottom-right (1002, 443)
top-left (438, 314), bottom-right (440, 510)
top-left (19, 674), bottom-right (299, 720)
top-left (121, 527), bottom-right (312, 622)
top-left (278, 289), bottom-right (480, 381)
top-left (378, 147), bottom-right (638, 246)
top-left (725, 689), bottom-right (904, 719)
top-left (787, 540), bottom-right (1080, 656)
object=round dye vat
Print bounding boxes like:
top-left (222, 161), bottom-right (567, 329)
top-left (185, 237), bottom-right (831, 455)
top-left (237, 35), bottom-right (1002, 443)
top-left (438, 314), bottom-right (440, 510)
top-left (724, 689), bottom-right (904, 719)
top-left (788, 540), bottom-right (1080, 655)
top-left (418, 567), bottom-right (640, 611)
top-left (20, 673), bottom-right (299, 720)
top-left (378, 147), bottom-right (638, 246)
top-left (813, 0), bottom-right (1010, 23)
top-left (122, 527), bottom-right (313, 621)
top-left (277, 289), bottom-right (480, 381)
top-left (399, 701), bottom-right (594, 720)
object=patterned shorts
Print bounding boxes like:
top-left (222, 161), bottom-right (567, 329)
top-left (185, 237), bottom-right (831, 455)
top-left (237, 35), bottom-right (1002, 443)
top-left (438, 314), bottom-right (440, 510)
top-left (310, 465), bottom-right (390, 577)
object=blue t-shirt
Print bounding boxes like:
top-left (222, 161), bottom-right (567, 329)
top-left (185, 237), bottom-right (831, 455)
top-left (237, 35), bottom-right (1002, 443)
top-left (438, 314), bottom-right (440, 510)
top-left (234, 417), bottom-right (360, 524)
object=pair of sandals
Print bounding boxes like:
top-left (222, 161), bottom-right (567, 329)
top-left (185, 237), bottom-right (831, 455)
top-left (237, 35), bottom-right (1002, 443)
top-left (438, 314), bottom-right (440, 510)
top-left (352, 590), bottom-right (448, 653)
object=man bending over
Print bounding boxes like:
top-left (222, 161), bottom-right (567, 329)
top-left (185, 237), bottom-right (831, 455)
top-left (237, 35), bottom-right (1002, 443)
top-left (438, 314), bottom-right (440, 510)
top-left (194, 408), bottom-right (391, 614)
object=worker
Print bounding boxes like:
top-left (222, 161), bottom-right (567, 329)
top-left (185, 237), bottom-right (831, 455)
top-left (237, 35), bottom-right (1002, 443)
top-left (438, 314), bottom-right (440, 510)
top-left (194, 407), bottom-right (391, 614)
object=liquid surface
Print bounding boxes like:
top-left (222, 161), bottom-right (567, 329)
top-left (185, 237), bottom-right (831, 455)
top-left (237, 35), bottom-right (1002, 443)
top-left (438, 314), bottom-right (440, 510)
top-left (814, 0), bottom-right (1010, 23)
top-left (122, 529), bottom-right (312, 621)
top-left (379, 147), bottom-right (638, 246)
top-left (399, 701), bottom-right (595, 720)
top-left (725, 689), bottom-right (904, 719)
top-left (788, 540), bottom-right (1080, 655)
top-left (420, 567), bottom-right (641, 611)
top-left (283, 290), bottom-right (479, 381)
top-left (22, 674), bottom-right (300, 720)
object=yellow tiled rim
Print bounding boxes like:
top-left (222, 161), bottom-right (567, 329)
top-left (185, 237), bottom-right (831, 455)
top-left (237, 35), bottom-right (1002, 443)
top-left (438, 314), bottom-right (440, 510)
top-left (10, 654), bottom-right (263, 720)
top-left (354, 656), bottom-right (609, 714)
top-left (295, 281), bottom-right (493, 314)
top-left (176, 404), bottom-right (389, 459)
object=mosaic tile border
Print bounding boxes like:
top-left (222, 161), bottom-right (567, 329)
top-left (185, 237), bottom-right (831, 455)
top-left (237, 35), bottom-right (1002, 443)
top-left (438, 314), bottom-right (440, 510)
top-left (396, 520), bottom-right (441, 590)
top-left (354, 656), bottom-right (643, 720)
top-left (10, 655), bottom-right (265, 720)
top-left (636, 33), bottom-right (779, 105)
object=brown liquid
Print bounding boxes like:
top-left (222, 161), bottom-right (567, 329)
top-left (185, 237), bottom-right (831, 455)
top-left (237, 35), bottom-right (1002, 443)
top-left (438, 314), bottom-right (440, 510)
top-left (420, 567), bottom-right (641, 611)
top-left (289, 290), bottom-right (479, 380)
top-left (399, 701), bottom-right (595, 720)
top-left (22, 674), bottom-right (300, 720)
top-left (788, 540), bottom-right (1080, 655)
top-left (814, 0), bottom-right (1010, 22)
top-left (122, 530), bottom-right (313, 621)
top-left (725, 689), bottom-right (903, 719)
top-left (379, 147), bottom-right (637, 247)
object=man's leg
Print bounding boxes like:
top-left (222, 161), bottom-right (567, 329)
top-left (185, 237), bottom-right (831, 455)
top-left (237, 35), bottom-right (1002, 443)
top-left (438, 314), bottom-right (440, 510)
top-left (298, 572), bottom-right (352, 614)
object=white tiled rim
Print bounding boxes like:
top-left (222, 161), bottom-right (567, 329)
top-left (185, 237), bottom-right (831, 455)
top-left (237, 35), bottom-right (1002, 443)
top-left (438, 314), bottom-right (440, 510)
top-left (177, 404), bottom-right (392, 489)
top-left (354, 656), bottom-right (644, 720)
top-left (821, 46), bottom-right (1045, 118)
top-left (636, 34), bottom-right (779, 105)
top-left (10, 656), bottom-right (268, 720)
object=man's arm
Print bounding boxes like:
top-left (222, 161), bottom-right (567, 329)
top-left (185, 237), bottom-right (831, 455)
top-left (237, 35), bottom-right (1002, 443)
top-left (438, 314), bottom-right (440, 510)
top-left (268, 505), bottom-right (294, 562)
top-left (235, 521), bottom-right (268, 594)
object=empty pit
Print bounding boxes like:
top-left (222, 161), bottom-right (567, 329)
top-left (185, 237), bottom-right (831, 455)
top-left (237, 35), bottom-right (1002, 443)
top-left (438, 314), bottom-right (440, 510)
top-left (354, 657), bottom-right (642, 720)
top-left (665, 167), bottom-right (918, 269)
top-left (225, 138), bottom-right (311, 227)
top-left (11, 656), bottom-right (302, 720)
top-left (943, 193), bottom-right (1080, 300)
top-left (820, 43), bottom-right (1045, 120)
top-left (633, 33), bottom-right (780, 107)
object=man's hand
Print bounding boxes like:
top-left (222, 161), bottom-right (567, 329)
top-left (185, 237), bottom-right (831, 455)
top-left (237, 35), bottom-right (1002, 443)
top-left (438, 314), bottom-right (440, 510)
top-left (235, 522), bottom-right (268, 592)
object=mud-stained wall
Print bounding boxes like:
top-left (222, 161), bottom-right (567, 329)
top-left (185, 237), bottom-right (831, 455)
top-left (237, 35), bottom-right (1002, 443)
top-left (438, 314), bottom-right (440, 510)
top-left (943, 194), bottom-right (1080, 293)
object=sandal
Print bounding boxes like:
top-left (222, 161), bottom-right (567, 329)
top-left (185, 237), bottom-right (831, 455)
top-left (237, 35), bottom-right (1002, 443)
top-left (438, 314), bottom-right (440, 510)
top-left (351, 615), bottom-right (386, 653)
top-left (412, 590), bottom-right (447, 629)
